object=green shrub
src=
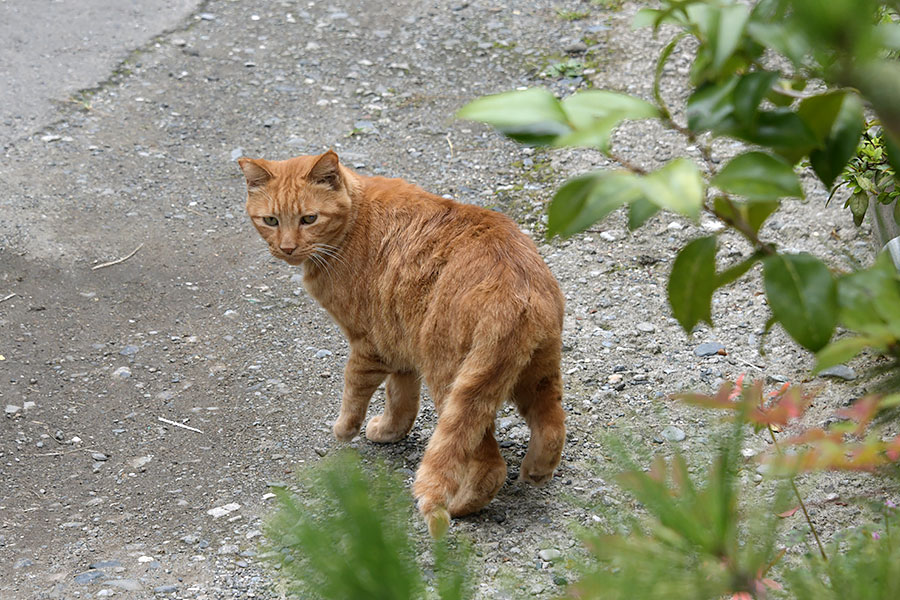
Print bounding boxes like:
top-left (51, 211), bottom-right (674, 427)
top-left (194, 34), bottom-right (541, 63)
top-left (263, 451), bottom-right (472, 600)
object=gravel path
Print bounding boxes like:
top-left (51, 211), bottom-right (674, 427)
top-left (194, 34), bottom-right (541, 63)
top-left (0, 1), bottom-right (890, 598)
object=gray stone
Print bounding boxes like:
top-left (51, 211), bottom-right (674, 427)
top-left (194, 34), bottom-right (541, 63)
top-left (154, 584), bottom-right (178, 594)
top-left (661, 426), bottom-right (686, 442)
top-left (5, 404), bottom-right (20, 415)
top-left (314, 349), bottom-right (333, 359)
top-left (111, 366), bottom-right (131, 379)
top-left (107, 579), bottom-right (143, 591)
top-left (694, 342), bottom-right (725, 357)
top-left (636, 321), bottom-right (656, 333)
top-left (74, 570), bottom-right (105, 584)
top-left (119, 345), bottom-right (139, 356)
top-left (230, 147), bottom-right (244, 161)
top-left (818, 365), bottom-right (857, 381)
top-left (538, 548), bottom-right (562, 562)
top-left (218, 544), bottom-right (239, 555)
top-left (91, 452), bottom-right (108, 462)
top-left (89, 560), bottom-right (121, 569)
top-left (13, 558), bottom-right (34, 569)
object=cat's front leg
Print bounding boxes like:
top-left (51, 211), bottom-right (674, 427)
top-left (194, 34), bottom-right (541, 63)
top-left (333, 347), bottom-right (388, 442)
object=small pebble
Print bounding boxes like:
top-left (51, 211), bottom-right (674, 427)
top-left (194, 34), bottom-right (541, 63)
top-left (661, 426), bottom-right (686, 442)
top-left (154, 584), bottom-right (178, 594)
top-left (636, 321), bottom-right (655, 333)
top-left (112, 366), bottom-right (132, 379)
top-left (694, 342), bottom-right (725, 357)
top-left (818, 365), bottom-right (857, 381)
top-left (74, 570), bottom-right (105, 584)
top-left (107, 579), bottom-right (143, 591)
top-left (538, 548), bottom-right (562, 562)
top-left (315, 447), bottom-right (328, 457)
top-left (5, 404), bottom-right (20, 415)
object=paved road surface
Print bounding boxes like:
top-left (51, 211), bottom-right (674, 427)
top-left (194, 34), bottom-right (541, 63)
top-left (0, 0), bottom-right (201, 144)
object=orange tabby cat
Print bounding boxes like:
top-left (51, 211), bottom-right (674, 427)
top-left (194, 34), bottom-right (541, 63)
top-left (239, 151), bottom-right (566, 536)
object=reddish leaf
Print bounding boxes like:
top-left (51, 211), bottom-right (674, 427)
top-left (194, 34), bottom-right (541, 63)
top-left (777, 506), bottom-right (799, 518)
top-left (836, 395), bottom-right (881, 434)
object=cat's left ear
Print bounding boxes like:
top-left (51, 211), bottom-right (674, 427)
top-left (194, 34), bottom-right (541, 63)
top-left (238, 158), bottom-right (273, 191)
top-left (307, 150), bottom-right (343, 190)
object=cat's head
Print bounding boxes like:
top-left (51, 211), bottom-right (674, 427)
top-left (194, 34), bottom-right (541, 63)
top-left (238, 151), bottom-right (356, 266)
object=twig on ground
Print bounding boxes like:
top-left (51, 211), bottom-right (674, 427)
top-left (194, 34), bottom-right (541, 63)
top-left (91, 244), bottom-right (144, 271)
top-left (34, 447), bottom-right (101, 458)
top-left (158, 416), bottom-right (203, 434)
top-left (734, 357), bottom-right (765, 371)
top-left (445, 133), bottom-right (454, 159)
top-left (1, 293), bottom-right (16, 304)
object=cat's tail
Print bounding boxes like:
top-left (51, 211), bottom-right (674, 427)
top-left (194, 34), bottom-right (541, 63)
top-left (414, 305), bottom-right (535, 535)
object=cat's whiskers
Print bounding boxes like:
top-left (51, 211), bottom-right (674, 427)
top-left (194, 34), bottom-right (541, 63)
top-left (307, 252), bottom-right (338, 295)
top-left (310, 243), bottom-right (350, 277)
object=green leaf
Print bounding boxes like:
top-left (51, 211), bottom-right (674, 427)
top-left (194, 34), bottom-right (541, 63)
top-left (457, 88), bottom-right (570, 145)
top-left (714, 196), bottom-right (780, 234)
top-left (846, 190), bottom-right (869, 227)
top-left (557, 91), bottom-right (659, 150)
top-left (837, 252), bottom-right (900, 335)
top-left (628, 197), bottom-right (660, 230)
top-left (814, 337), bottom-right (876, 373)
top-left (712, 152), bottom-right (802, 200)
top-left (809, 92), bottom-right (864, 189)
top-left (715, 252), bottom-right (762, 288)
top-left (686, 77), bottom-right (739, 132)
top-left (710, 3), bottom-right (750, 74)
top-left (797, 91), bottom-right (848, 145)
top-left (561, 90), bottom-right (659, 127)
top-left (654, 34), bottom-right (687, 116)
top-left (668, 236), bottom-right (718, 332)
top-left (553, 115), bottom-right (622, 151)
top-left (733, 71), bottom-right (779, 126)
top-left (633, 8), bottom-right (663, 29)
top-left (640, 158), bottom-right (705, 220)
top-left (547, 172), bottom-right (641, 238)
top-left (882, 131), bottom-right (900, 186)
top-left (745, 21), bottom-right (807, 66)
top-left (762, 253), bottom-right (838, 351)
top-left (729, 110), bottom-right (818, 163)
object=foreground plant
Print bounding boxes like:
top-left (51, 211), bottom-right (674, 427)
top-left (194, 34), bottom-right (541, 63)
top-left (458, 0), bottom-right (900, 374)
top-left (571, 421), bottom-right (787, 599)
top-left (263, 451), bottom-right (472, 600)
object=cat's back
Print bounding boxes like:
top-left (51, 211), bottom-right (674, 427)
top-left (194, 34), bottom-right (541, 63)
top-left (361, 174), bottom-right (563, 318)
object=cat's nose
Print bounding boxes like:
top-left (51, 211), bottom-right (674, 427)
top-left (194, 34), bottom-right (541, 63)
top-left (280, 244), bottom-right (297, 255)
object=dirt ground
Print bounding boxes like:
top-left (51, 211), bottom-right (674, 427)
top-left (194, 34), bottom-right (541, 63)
top-left (1, 1), bottom-right (895, 598)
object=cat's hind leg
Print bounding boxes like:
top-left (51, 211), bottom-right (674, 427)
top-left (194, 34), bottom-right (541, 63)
top-left (447, 424), bottom-right (507, 517)
top-left (513, 344), bottom-right (565, 486)
top-left (365, 371), bottom-right (421, 443)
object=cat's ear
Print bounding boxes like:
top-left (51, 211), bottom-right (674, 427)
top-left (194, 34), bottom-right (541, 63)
top-left (238, 158), bottom-right (273, 191)
top-left (307, 150), bottom-right (343, 190)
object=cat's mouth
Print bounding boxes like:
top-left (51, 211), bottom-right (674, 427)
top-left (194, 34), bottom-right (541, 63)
top-left (270, 247), bottom-right (308, 266)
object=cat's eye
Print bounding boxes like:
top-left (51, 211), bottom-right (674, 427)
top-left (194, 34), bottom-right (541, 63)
top-left (300, 214), bottom-right (318, 225)
top-left (262, 216), bottom-right (279, 226)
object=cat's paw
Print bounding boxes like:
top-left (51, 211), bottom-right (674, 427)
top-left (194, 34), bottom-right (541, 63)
top-left (518, 463), bottom-right (555, 487)
top-left (364, 415), bottom-right (406, 443)
top-left (332, 419), bottom-right (360, 442)
top-left (423, 505), bottom-right (451, 538)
